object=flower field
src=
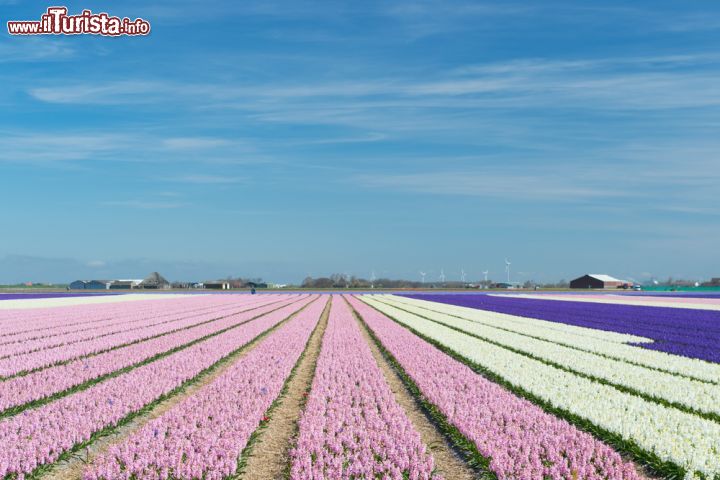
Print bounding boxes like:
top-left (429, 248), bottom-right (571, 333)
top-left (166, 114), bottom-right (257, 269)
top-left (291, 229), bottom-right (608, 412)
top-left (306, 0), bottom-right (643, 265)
top-left (401, 293), bottom-right (720, 362)
top-left (0, 292), bottom-right (717, 479)
top-left (290, 296), bottom-right (438, 479)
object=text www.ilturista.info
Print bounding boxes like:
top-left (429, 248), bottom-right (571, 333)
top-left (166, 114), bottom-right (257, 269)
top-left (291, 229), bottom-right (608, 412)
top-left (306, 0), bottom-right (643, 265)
top-left (7, 7), bottom-right (150, 36)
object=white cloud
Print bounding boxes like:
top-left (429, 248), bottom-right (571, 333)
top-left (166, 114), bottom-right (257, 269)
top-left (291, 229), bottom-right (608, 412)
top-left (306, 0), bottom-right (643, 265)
top-left (300, 133), bottom-right (387, 144)
top-left (29, 81), bottom-right (163, 104)
top-left (25, 53), bottom-right (720, 114)
top-left (354, 169), bottom-right (635, 201)
top-left (0, 37), bottom-right (75, 63)
top-left (163, 174), bottom-right (245, 184)
top-left (0, 130), bottom-right (262, 167)
top-left (162, 137), bottom-right (232, 149)
top-left (0, 133), bottom-right (129, 164)
top-left (102, 200), bottom-right (187, 209)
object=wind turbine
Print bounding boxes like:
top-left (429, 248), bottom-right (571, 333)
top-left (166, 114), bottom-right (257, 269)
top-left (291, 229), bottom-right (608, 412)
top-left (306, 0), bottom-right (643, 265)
top-left (482, 270), bottom-right (489, 282)
top-left (460, 268), bottom-right (467, 283)
top-left (439, 268), bottom-right (446, 284)
top-left (370, 270), bottom-right (376, 289)
top-left (419, 271), bottom-right (426, 284)
top-left (505, 259), bottom-right (511, 283)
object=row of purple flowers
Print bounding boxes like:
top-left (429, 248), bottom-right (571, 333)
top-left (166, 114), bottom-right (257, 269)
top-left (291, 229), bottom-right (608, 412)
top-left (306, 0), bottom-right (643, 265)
top-left (402, 293), bottom-right (720, 363)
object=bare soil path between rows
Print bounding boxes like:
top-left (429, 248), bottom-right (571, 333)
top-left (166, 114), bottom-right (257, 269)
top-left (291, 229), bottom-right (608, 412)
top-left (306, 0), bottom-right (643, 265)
top-left (348, 297), bottom-right (477, 480)
top-left (41, 298), bottom-right (318, 480)
top-left (237, 297), bottom-right (331, 480)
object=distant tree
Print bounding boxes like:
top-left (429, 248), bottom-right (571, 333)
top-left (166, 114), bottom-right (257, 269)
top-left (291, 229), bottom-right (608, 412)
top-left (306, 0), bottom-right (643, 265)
top-left (315, 277), bottom-right (334, 288)
top-left (329, 273), bottom-right (346, 288)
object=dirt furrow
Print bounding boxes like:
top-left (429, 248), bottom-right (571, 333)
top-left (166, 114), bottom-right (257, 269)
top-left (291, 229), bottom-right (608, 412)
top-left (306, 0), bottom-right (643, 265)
top-left (237, 297), bottom-right (331, 480)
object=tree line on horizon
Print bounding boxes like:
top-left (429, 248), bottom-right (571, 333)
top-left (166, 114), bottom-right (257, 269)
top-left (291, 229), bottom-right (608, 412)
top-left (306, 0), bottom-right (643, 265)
top-left (299, 273), bottom-right (569, 289)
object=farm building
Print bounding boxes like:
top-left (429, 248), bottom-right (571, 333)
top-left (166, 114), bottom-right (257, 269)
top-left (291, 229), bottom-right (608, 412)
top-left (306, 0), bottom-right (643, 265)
top-left (570, 274), bottom-right (628, 289)
top-left (87, 280), bottom-right (109, 289)
top-left (108, 279), bottom-right (143, 290)
top-left (204, 281), bottom-right (232, 290)
top-left (139, 272), bottom-right (171, 289)
top-left (69, 280), bottom-right (109, 290)
top-left (71, 272), bottom-right (170, 290)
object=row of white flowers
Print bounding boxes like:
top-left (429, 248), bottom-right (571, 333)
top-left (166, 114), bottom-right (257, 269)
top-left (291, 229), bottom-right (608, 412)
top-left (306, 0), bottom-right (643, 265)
top-left (508, 293), bottom-right (720, 311)
top-left (387, 295), bottom-right (720, 384)
top-left (386, 296), bottom-right (649, 343)
top-left (375, 296), bottom-right (720, 417)
top-left (362, 296), bottom-right (720, 480)
top-left (0, 293), bottom-right (195, 311)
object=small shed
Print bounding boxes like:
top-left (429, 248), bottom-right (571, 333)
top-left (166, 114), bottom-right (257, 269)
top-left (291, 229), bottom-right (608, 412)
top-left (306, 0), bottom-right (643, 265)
top-left (69, 280), bottom-right (87, 290)
top-left (70, 280), bottom-right (109, 290)
top-left (570, 274), bottom-right (626, 289)
top-left (204, 281), bottom-right (231, 290)
top-left (109, 280), bottom-right (141, 290)
top-left (86, 280), bottom-right (109, 290)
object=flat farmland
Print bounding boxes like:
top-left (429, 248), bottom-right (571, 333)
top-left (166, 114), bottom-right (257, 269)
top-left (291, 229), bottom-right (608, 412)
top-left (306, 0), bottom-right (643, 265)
top-left (0, 292), bottom-right (718, 480)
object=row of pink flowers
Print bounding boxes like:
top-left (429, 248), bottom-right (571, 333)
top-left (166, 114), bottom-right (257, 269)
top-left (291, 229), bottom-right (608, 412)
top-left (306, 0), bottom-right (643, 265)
top-left (0, 295), bottom-right (267, 348)
top-left (84, 297), bottom-right (328, 480)
top-left (290, 296), bottom-right (439, 480)
top-left (0, 294), bottom-right (317, 479)
top-left (0, 296), bottom-right (221, 334)
top-left (0, 296), bottom-right (295, 377)
top-left (347, 295), bottom-right (642, 480)
top-left (0, 295), bottom-right (284, 358)
top-left (0, 295), bottom-right (308, 413)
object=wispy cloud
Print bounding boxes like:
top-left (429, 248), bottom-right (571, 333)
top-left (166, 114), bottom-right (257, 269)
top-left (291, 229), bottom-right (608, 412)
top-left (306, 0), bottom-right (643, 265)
top-left (101, 200), bottom-right (187, 209)
top-left (28, 53), bottom-right (720, 117)
top-left (163, 174), bottom-right (245, 184)
top-left (380, 1), bottom-right (534, 40)
top-left (0, 130), bottom-right (260, 167)
top-left (130, 0), bottom-right (360, 23)
top-left (161, 137), bottom-right (232, 149)
top-left (0, 132), bottom-right (129, 164)
top-left (29, 81), bottom-right (165, 104)
top-left (663, 16), bottom-right (720, 32)
top-left (0, 37), bottom-right (75, 63)
top-left (299, 133), bottom-right (387, 144)
top-left (352, 141), bottom-right (720, 215)
top-left (354, 168), bottom-right (636, 201)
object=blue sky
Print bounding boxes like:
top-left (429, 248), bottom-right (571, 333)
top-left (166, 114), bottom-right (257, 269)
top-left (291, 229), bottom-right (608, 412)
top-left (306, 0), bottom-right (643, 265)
top-left (1, 0), bottom-right (719, 284)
